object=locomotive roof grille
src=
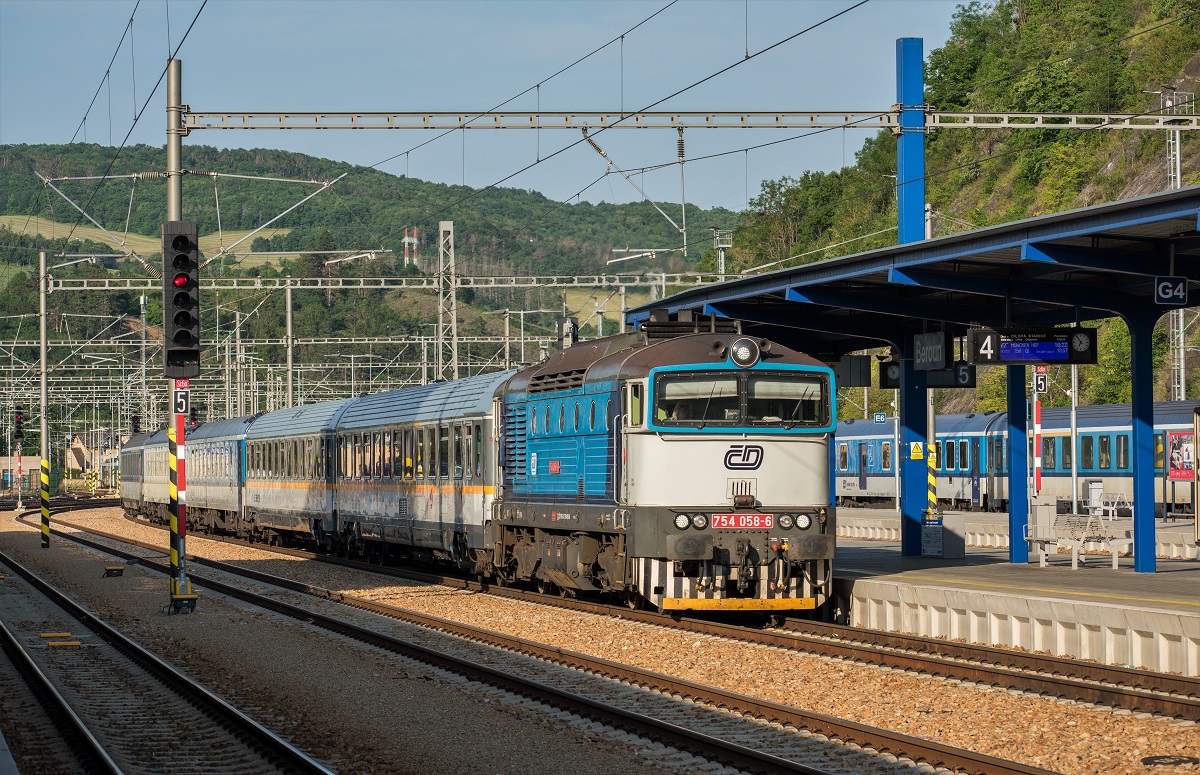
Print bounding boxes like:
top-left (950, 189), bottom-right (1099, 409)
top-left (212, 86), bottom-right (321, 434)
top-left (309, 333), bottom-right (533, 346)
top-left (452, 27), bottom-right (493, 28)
top-left (528, 368), bottom-right (587, 394)
top-left (641, 320), bottom-right (740, 339)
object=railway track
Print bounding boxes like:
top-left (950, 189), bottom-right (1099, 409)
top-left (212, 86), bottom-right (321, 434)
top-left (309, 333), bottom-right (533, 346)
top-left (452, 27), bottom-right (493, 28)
top-left (98, 509), bottom-right (1200, 722)
top-left (0, 546), bottom-right (334, 775)
top-left (31, 509), bottom-right (1055, 775)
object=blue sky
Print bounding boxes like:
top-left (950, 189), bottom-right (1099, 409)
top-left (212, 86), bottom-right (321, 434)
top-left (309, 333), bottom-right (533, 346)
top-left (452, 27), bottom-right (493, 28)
top-left (0, 0), bottom-right (962, 212)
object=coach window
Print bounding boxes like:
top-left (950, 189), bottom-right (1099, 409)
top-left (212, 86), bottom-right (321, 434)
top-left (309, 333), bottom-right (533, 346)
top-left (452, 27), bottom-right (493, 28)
top-left (462, 425), bottom-right (473, 480)
top-left (1116, 435), bottom-right (1129, 470)
top-left (415, 429), bottom-right (426, 478)
top-left (1081, 435), bottom-right (1095, 469)
top-left (402, 430), bottom-right (414, 479)
top-left (945, 440), bottom-right (956, 470)
top-left (474, 423), bottom-right (483, 478)
top-left (1043, 437), bottom-right (1056, 470)
top-left (453, 426), bottom-right (465, 479)
top-left (838, 443), bottom-right (848, 471)
top-left (881, 441), bottom-right (892, 471)
top-left (959, 440), bottom-right (968, 470)
top-left (1099, 434), bottom-right (1112, 470)
top-left (436, 426), bottom-right (449, 479)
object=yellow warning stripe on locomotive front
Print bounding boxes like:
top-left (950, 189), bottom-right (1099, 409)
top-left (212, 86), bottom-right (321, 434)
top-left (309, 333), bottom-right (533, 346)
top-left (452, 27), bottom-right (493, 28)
top-left (661, 597), bottom-right (817, 611)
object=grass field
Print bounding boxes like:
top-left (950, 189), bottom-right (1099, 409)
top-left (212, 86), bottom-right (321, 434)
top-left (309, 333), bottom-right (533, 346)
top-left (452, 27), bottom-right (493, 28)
top-left (0, 216), bottom-right (289, 265)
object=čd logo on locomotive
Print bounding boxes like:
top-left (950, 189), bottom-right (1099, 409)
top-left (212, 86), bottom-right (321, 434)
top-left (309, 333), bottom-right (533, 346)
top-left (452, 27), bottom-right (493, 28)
top-left (724, 444), bottom-right (764, 470)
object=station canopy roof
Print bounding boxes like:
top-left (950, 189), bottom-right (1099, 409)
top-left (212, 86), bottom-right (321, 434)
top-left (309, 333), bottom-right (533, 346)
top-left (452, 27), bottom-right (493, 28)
top-left (629, 185), bottom-right (1200, 361)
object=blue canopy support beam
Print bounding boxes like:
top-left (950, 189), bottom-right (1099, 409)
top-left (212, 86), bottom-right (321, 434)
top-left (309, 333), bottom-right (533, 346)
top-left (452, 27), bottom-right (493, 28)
top-left (1007, 366), bottom-right (1029, 564)
top-left (1127, 311), bottom-right (1159, 572)
top-left (898, 355), bottom-right (928, 555)
top-left (889, 266), bottom-right (1131, 314)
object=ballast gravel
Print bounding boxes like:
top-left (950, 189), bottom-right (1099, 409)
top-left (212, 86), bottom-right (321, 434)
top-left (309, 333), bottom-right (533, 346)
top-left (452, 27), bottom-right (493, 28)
top-left (12, 508), bottom-right (1200, 775)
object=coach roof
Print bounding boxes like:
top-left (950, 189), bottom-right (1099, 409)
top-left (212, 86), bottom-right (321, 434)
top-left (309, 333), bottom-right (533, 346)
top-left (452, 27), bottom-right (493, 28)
top-left (335, 370), bottom-right (515, 431)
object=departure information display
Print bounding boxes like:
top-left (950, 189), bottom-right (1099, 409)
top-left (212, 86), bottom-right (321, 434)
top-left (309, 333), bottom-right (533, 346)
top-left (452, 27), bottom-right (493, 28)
top-left (967, 328), bottom-right (1097, 365)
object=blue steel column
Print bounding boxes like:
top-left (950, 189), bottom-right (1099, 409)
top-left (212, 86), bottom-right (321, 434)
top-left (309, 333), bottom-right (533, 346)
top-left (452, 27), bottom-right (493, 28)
top-left (1128, 313), bottom-right (1158, 572)
top-left (1007, 367), bottom-right (1029, 563)
top-left (895, 37), bottom-right (928, 556)
top-left (899, 357), bottom-right (928, 554)
top-left (896, 38), bottom-right (925, 245)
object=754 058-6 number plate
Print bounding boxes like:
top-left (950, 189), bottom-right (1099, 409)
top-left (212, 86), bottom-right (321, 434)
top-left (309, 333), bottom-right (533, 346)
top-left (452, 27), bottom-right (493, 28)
top-left (711, 513), bottom-right (774, 529)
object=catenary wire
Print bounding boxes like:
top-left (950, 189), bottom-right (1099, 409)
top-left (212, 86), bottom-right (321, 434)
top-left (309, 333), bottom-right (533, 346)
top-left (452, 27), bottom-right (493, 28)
top-left (69, 0), bottom-right (142, 145)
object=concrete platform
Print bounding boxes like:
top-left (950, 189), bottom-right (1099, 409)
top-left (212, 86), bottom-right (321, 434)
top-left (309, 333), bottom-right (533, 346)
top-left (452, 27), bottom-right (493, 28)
top-left (833, 527), bottom-right (1200, 676)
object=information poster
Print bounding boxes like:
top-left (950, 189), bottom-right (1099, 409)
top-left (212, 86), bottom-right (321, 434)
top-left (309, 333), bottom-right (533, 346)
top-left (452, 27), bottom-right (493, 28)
top-left (1168, 431), bottom-right (1194, 480)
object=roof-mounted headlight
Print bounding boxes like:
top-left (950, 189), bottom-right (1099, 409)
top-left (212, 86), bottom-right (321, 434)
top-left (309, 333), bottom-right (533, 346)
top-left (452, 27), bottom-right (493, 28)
top-left (730, 337), bottom-right (760, 368)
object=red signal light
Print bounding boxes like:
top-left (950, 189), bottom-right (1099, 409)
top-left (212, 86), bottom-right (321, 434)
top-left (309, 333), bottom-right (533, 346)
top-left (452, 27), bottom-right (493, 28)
top-left (173, 273), bottom-right (189, 288)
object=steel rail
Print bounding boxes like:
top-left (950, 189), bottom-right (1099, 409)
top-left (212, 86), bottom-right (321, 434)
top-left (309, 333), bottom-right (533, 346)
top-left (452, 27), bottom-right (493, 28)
top-left (65, 510), bottom-right (1200, 720)
top-left (46, 515), bottom-right (1050, 775)
top-left (0, 518), bottom-right (335, 775)
top-left (0, 617), bottom-right (123, 774)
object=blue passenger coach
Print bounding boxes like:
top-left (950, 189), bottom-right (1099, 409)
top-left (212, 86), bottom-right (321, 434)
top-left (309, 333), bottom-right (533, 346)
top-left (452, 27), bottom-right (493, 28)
top-left (834, 401), bottom-right (1197, 512)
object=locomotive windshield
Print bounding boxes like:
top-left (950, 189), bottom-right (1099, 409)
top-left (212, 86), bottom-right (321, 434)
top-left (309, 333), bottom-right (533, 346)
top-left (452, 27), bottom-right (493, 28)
top-left (653, 371), bottom-right (828, 429)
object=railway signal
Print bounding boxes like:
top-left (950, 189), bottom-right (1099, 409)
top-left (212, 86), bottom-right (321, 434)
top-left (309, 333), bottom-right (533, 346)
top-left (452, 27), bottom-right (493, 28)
top-left (13, 403), bottom-right (23, 440)
top-left (162, 221), bottom-right (201, 379)
top-left (131, 414), bottom-right (141, 434)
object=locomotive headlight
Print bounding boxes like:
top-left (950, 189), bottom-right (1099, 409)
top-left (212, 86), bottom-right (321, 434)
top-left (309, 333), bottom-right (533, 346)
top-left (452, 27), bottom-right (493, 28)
top-left (673, 513), bottom-right (691, 530)
top-left (778, 514), bottom-right (795, 529)
top-left (795, 513), bottom-right (812, 530)
top-left (691, 513), bottom-right (709, 529)
top-left (729, 337), bottom-right (761, 368)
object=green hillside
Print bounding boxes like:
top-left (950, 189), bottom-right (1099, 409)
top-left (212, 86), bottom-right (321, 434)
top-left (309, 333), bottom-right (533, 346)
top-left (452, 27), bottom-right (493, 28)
top-left (3, 0), bottom-right (1199, 422)
top-left (689, 0), bottom-right (1200, 418)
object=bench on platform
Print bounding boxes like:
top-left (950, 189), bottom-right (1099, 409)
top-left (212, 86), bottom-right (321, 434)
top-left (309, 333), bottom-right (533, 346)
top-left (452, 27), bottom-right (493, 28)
top-left (1090, 492), bottom-right (1130, 519)
top-left (1024, 512), bottom-right (1133, 569)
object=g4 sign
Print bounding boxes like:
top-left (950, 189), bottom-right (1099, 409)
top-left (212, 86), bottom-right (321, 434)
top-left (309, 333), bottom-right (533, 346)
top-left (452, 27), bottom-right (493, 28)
top-left (1155, 276), bottom-right (1188, 306)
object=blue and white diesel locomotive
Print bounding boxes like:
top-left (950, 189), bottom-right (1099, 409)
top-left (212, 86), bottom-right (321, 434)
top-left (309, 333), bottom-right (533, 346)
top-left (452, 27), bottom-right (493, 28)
top-left (121, 321), bottom-right (838, 612)
top-left (834, 401), bottom-right (1199, 513)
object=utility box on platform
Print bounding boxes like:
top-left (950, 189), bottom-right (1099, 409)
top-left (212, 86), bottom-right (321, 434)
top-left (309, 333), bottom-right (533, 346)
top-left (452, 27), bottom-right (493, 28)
top-left (921, 511), bottom-right (965, 559)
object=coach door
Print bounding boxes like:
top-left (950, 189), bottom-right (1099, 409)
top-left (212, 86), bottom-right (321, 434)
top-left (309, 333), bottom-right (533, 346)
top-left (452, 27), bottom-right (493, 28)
top-left (970, 439), bottom-right (981, 509)
top-left (858, 443), bottom-right (868, 491)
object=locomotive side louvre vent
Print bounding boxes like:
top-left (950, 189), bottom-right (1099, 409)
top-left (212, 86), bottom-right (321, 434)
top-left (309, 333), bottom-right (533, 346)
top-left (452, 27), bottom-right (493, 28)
top-left (726, 478), bottom-right (757, 499)
top-left (528, 369), bottom-right (587, 394)
top-left (503, 404), bottom-right (528, 486)
top-left (642, 319), bottom-right (741, 339)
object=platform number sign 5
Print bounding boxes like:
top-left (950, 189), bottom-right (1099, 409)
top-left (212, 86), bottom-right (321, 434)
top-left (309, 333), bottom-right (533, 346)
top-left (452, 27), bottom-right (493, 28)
top-left (173, 389), bottom-right (190, 417)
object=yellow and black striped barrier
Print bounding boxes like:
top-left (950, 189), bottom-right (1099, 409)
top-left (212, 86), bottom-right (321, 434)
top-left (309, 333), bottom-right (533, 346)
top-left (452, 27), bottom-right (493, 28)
top-left (39, 459), bottom-right (49, 549)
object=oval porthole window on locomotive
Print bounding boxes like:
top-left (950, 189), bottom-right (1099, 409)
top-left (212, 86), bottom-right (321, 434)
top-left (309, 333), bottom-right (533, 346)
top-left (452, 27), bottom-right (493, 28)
top-left (730, 337), bottom-right (760, 368)
top-left (603, 400), bottom-right (610, 430)
top-left (589, 400), bottom-right (595, 430)
top-left (559, 404), bottom-right (565, 433)
top-left (574, 403), bottom-right (580, 431)
top-left (545, 406), bottom-right (551, 435)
